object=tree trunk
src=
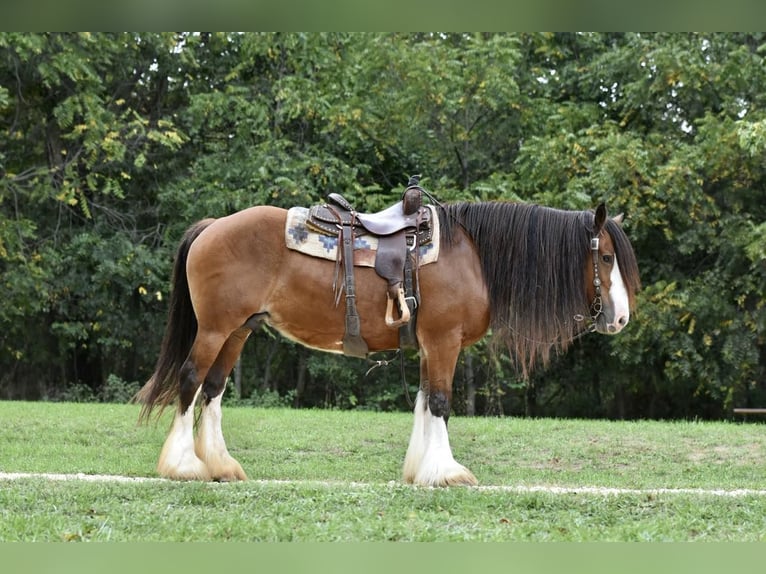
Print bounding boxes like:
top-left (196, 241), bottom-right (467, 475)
top-left (463, 352), bottom-right (476, 416)
top-left (615, 382), bottom-right (626, 420)
top-left (233, 357), bottom-right (242, 400)
top-left (525, 378), bottom-right (537, 417)
top-left (294, 347), bottom-right (308, 408)
top-left (261, 337), bottom-right (280, 392)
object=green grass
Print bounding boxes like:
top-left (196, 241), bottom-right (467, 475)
top-left (1, 401), bottom-right (766, 541)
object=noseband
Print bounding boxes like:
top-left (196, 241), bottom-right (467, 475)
top-left (574, 235), bottom-right (604, 332)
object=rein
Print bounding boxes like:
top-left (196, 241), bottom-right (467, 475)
top-left (574, 235), bottom-right (604, 334)
top-left (365, 350), bottom-right (415, 408)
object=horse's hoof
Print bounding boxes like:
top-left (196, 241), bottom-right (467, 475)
top-left (206, 456), bottom-right (248, 482)
top-left (157, 456), bottom-right (211, 481)
top-left (411, 463), bottom-right (478, 487)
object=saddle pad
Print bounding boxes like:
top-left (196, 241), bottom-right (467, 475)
top-left (285, 205), bottom-right (440, 267)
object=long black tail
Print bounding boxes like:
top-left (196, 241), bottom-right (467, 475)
top-left (135, 218), bottom-right (215, 422)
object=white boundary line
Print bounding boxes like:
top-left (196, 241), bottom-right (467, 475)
top-left (0, 472), bottom-right (164, 483)
top-left (2, 471), bottom-right (766, 497)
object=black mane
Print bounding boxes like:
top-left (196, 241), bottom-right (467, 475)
top-left (438, 201), bottom-right (640, 374)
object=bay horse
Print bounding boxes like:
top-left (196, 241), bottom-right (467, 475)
top-left (136, 199), bottom-right (640, 486)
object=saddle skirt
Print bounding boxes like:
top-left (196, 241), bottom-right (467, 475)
top-left (285, 205), bottom-right (440, 267)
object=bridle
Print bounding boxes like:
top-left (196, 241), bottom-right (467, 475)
top-left (574, 235), bottom-right (604, 333)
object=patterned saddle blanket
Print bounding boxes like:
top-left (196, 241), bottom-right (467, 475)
top-left (284, 205), bottom-right (440, 267)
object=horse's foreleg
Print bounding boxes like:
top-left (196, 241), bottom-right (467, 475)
top-left (402, 359), bottom-right (429, 483)
top-left (194, 328), bottom-right (251, 482)
top-left (403, 349), bottom-right (477, 487)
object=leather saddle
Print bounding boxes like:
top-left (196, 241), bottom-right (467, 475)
top-left (305, 179), bottom-right (433, 357)
top-left (307, 193), bottom-right (433, 244)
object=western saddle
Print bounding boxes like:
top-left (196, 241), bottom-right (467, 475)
top-left (305, 176), bottom-right (433, 357)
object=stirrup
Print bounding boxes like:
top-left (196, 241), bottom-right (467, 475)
top-left (385, 287), bottom-right (411, 328)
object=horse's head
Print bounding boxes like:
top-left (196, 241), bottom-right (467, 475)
top-left (585, 203), bottom-right (640, 335)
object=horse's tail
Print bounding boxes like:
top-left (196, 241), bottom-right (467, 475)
top-left (135, 218), bottom-right (215, 422)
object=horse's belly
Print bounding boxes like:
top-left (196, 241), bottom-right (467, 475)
top-left (264, 262), bottom-right (401, 354)
top-left (265, 306), bottom-right (347, 353)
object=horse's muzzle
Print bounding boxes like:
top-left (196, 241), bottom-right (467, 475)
top-left (595, 312), bottom-right (629, 335)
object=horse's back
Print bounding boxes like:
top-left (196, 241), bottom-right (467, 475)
top-left (189, 205), bottom-right (288, 264)
top-left (200, 204), bottom-right (286, 240)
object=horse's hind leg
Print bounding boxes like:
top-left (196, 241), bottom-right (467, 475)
top-left (156, 331), bottom-right (227, 481)
top-left (157, 384), bottom-right (210, 480)
top-left (194, 327), bottom-right (252, 482)
top-left (402, 345), bottom-right (477, 487)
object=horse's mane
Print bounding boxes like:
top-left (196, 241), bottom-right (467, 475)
top-left (438, 201), bottom-right (640, 375)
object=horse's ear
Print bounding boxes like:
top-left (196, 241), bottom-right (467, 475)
top-left (612, 213), bottom-right (625, 226)
top-left (594, 203), bottom-right (607, 233)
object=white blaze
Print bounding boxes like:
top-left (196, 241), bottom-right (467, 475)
top-left (609, 257), bottom-right (630, 331)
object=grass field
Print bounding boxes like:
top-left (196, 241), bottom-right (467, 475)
top-left (1, 401), bottom-right (766, 541)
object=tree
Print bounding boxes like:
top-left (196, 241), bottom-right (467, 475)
top-left (0, 33), bottom-right (189, 397)
top-left (2, 32), bottom-right (765, 420)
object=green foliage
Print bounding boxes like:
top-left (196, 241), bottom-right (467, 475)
top-left (99, 374), bottom-right (141, 403)
top-left (224, 384), bottom-right (293, 409)
top-left (2, 32), bottom-right (765, 419)
top-left (57, 374), bottom-right (140, 404)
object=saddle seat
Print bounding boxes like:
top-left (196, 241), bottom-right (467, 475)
top-left (328, 193), bottom-right (425, 235)
top-left (304, 181), bottom-right (432, 357)
top-left (306, 192), bottom-right (432, 244)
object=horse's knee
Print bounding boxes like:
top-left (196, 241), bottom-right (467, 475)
top-left (428, 390), bottom-right (450, 423)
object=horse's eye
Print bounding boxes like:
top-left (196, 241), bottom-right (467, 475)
top-left (601, 254), bottom-right (613, 265)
